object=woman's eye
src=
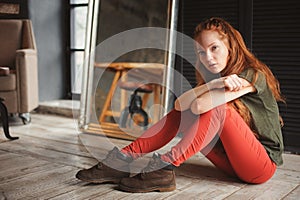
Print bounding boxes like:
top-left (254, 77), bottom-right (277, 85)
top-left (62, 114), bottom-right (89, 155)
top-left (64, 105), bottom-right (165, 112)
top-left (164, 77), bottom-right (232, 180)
top-left (211, 46), bottom-right (218, 51)
top-left (198, 51), bottom-right (205, 56)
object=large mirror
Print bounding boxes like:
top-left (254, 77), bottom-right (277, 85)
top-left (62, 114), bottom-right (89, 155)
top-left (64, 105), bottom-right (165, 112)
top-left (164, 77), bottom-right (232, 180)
top-left (79, 0), bottom-right (179, 140)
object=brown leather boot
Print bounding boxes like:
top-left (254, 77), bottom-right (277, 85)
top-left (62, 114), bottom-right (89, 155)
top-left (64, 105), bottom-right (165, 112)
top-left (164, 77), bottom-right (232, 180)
top-left (76, 147), bottom-right (132, 184)
top-left (119, 153), bottom-right (176, 192)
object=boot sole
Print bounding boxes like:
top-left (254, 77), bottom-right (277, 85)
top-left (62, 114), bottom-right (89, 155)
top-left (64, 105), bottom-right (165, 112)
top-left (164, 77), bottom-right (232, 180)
top-left (76, 174), bottom-right (121, 184)
top-left (119, 184), bottom-right (176, 193)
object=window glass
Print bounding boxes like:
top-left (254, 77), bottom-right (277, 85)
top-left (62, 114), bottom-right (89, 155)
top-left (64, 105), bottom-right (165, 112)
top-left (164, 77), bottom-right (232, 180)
top-left (70, 0), bottom-right (89, 4)
top-left (70, 6), bottom-right (88, 49)
top-left (71, 51), bottom-right (84, 94)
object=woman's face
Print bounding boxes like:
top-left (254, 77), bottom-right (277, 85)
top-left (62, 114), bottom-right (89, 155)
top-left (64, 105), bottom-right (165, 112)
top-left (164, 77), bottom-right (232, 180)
top-left (196, 30), bottom-right (229, 74)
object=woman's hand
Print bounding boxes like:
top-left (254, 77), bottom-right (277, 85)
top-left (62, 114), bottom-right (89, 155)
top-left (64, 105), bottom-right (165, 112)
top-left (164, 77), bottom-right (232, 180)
top-left (209, 74), bottom-right (250, 91)
top-left (223, 74), bottom-right (246, 91)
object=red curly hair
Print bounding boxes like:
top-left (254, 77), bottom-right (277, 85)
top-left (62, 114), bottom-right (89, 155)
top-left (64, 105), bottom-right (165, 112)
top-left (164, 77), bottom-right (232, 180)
top-left (193, 17), bottom-right (284, 130)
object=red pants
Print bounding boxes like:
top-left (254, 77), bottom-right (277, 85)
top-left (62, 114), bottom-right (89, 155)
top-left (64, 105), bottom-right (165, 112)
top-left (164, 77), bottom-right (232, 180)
top-left (121, 104), bottom-right (276, 184)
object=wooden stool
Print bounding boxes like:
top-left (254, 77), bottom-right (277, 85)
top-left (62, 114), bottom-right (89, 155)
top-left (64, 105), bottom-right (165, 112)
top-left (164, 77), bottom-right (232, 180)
top-left (95, 62), bottom-right (164, 125)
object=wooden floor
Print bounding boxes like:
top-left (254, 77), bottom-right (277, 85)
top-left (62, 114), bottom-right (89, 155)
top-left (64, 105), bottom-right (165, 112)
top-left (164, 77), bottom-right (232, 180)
top-left (0, 113), bottom-right (299, 200)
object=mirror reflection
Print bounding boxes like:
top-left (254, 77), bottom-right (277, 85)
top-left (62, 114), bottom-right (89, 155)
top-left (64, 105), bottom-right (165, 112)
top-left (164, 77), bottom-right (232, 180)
top-left (81, 0), bottom-right (177, 140)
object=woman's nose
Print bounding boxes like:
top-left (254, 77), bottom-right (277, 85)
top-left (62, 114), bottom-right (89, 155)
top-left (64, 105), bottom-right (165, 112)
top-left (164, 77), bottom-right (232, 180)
top-left (206, 51), bottom-right (213, 61)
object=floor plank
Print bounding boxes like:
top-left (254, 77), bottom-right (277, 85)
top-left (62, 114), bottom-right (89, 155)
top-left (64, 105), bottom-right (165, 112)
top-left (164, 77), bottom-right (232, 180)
top-left (0, 155), bottom-right (49, 183)
top-left (0, 131), bottom-right (98, 169)
top-left (283, 185), bottom-right (300, 200)
top-left (1, 164), bottom-right (75, 199)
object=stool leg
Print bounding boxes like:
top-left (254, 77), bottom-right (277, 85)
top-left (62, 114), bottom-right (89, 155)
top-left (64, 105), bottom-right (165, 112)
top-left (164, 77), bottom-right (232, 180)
top-left (0, 101), bottom-right (19, 140)
top-left (152, 85), bottom-right (161, 123)
top-left (119, 107), bottom-right (130, 128)
top-left (99, 70), bottom-right (122, 123)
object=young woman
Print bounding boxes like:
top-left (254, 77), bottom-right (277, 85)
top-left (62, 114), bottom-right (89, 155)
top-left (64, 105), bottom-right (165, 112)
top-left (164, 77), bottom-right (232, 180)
top-left (76, 17), bottom-right (285, 193)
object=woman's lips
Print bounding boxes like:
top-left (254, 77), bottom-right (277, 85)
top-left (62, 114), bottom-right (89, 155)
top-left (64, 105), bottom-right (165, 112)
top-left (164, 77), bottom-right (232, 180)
top-left (209, 63), bottom-right (217, 68)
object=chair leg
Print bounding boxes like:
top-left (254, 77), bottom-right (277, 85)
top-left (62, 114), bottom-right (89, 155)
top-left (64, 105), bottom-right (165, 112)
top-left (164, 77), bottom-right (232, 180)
top-left (19, 113), bottom-right (31, 125)
top-left (0, 100), bottom-right (19, 140)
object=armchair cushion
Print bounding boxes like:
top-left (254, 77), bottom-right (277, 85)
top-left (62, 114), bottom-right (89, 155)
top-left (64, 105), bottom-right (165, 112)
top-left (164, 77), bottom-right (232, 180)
top-left (0, 20), bottom-right (22, 69)
top-left (0, 74), bottom-right (16, 91)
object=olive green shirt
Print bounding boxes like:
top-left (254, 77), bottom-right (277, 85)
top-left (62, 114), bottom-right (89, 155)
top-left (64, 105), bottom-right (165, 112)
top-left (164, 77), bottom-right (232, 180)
top-left (239, 68), bottom-right (284, 165)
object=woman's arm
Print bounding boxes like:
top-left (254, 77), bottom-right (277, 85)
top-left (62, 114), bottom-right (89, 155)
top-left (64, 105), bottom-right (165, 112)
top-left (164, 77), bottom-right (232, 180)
top-left (190, 85), bottom-right (256, 114)
top-left (174, 82), bottom-right (212, 111)
top-left (174, 74), bottom-right (250, 111)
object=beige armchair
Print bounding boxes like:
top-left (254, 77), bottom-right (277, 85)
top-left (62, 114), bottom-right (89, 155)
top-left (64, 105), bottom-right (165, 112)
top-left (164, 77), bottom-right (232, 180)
top-left (0, 19), bottom-right (38, 124)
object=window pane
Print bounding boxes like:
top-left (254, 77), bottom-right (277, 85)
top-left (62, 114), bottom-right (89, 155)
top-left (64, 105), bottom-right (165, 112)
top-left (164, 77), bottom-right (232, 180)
top-left (71, 51), bottom-right (84, 94)
top-left (70, 0), bottom-right (89, 4)
top-left (70, 6), bottom-right (88, 49)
